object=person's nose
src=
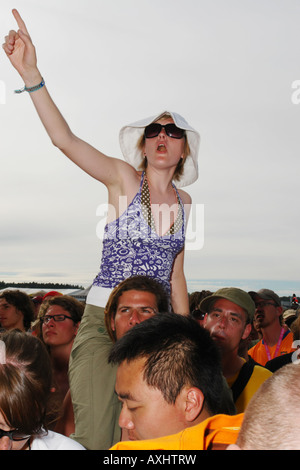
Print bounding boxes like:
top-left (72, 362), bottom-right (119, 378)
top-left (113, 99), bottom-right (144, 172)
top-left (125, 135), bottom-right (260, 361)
top-left (44, 317), bottom-right (55, 327)
top-left (128, 309), bottom-right (141, 326)
top-left (0, 436), bottom-right (12, 450)
top-left (118, 406), bottom-right (134, 431)
top-left (255, 304), bottom-right (263, 314)
top-left (217, 314), bottom-right (228, 329)
top-left (158, 126), bottom-right (167, 139)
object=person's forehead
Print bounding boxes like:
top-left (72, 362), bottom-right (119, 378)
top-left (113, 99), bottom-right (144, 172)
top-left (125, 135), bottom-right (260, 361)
top-left (212, 298), bottom-right (245, 315)
top-left (254, 295), bottom-right (275, 305)
top-left (116, 358), bottom-right (146, 394)
top-left (0, 411), bottom-right (10, 430)
top-left (116, 358), bottom-right (165, 403)
top-left (46, 305), bottom-right (68, 315)
top-left (117, 290), bottom-right (158, 307)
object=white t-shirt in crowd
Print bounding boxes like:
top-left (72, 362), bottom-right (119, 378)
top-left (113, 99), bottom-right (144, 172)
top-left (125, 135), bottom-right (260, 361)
top-left (30, 430), bottom-right (85, 450)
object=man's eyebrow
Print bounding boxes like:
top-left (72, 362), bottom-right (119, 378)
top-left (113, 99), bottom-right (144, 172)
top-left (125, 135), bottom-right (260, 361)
top-left (115, 391), bottom-right (137, 401)
top-left (116, 305), bottom-right (156, 310)
top-left (210, 307), bottom-right (243, 318)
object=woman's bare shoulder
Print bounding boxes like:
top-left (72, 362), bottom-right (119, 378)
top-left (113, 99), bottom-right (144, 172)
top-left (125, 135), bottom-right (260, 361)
top-left (177, 188), bottom-right (192, 205)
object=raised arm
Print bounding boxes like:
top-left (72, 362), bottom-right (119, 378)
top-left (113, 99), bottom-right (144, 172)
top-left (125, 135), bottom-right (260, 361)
top-left (2, 9), bottom-right (133, 187)
top-left (169, 190), bottom-right (192, 315)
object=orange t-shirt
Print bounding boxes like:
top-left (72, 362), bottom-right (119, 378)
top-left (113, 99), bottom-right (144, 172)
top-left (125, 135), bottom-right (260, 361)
top-left (248, 329), bottom-right (294, 366)
top-left (110, 414), bottom-right (244, 451)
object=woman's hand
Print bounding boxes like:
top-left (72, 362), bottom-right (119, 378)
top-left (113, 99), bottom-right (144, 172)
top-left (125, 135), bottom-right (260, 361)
top-left (2, 8), bottom-right (136, 190)
top-left (2, 9), bottom-right (41, 86)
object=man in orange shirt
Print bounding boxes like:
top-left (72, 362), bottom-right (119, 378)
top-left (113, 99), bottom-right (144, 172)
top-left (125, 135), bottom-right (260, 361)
top-left (110, 413), bottom-right (244, 450)
top-left (248, 289), bottom-right (294, 366)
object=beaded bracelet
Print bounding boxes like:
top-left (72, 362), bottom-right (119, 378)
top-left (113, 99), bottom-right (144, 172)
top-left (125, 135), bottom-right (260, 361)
top-left (14, 78), bottom-right (45, 94)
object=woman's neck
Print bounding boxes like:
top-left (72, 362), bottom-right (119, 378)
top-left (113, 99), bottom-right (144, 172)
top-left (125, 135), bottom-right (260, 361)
top-left (50, 343), bottom-right (73, 370)
top-left (145, 168), bottom-right (174, 194)
top-left (145, 171), bottom-right (176, 203)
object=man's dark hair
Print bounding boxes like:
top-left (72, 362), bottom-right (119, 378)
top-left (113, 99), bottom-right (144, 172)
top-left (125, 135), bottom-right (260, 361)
top-left (0, 290), bottom-right (35, 330)
top-left (109, 312), bottom-right (224, 415)
top-left (105, 276), bottom-right (170, 342)
top-left (44, 295), bottom-right (84, 323)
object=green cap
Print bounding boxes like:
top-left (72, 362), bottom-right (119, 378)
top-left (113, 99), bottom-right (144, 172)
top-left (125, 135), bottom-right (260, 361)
top-left (199, 287), bottom-right (255, 322)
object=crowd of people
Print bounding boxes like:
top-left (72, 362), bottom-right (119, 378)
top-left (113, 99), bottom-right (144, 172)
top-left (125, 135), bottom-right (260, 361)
top-left (2, 8), bottom-right (300, 452)
top-left (0, 283), bottom-right (299, 450)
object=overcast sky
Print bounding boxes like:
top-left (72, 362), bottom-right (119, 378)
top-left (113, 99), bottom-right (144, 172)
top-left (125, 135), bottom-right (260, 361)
top-left (1, 0), bottom-right (299, 295)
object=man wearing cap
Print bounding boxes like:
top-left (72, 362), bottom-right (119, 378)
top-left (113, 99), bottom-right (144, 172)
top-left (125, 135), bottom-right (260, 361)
top-left (247, 289), bottom-right (295, 366)
top-left (282, 309), bottom-right (297, 329)
top-left (201, 287), bottom-right (272, 413)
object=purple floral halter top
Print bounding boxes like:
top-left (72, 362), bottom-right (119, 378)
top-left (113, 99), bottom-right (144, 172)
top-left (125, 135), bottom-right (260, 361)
top-left (92, 172), bottom-right (185, 295)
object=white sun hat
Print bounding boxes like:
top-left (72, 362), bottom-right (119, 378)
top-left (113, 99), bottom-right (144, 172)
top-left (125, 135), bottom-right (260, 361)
top-left (119, 110), bottom-right (200, 188)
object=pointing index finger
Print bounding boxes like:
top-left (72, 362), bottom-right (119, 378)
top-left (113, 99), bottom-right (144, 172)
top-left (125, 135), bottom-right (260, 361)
top-left (12, 9), bottom-right (30, 36)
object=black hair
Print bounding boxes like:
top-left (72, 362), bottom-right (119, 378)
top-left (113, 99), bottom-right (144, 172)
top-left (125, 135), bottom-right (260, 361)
top-left (0, 290), bottom-right (35, 330)
top-left (109, 312), bottom-right (224, 415)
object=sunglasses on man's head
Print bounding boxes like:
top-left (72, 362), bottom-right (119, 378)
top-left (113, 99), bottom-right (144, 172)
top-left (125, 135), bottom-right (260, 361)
top-left (144, 123), bottom-right (185, 139)
top-left (191, 309), bottom-right (205, 321)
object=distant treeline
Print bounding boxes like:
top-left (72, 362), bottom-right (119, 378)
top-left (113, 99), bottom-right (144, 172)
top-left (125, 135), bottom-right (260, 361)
top-left (0, 281), bottom-right (294, 302)
top-left (0, 281), bottom-right (84, 290)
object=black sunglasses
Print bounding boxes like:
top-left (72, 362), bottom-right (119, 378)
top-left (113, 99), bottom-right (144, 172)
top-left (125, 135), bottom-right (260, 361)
top-left (0, 428), bottom-right (31, 441)
top-left (144, 123), bottom-right (185, 139)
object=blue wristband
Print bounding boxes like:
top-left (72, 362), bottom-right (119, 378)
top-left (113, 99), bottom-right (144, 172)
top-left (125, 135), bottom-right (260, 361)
top-left (14, 78), bottom-right (45, 94)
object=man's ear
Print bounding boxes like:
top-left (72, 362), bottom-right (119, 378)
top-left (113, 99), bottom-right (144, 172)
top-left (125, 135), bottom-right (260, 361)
top-left (74, 321), bottom-right (81, 336)
top-left (183, 387), bottom-right (205, 422)
top-left (110, 316), bottom-right (115, 332)
top-left (242, 322), bottom-right (252, 340)
top-left (276, 306), bottom-right (283, 318)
